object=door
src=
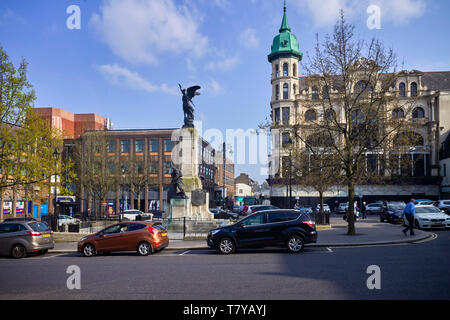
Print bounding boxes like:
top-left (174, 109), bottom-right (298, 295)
top-left (96, 224), bottom-right (125, 252)
top-left (235, 213), bottom-right (271, 247)
top-left (265, 211), bottom-right (289, 245)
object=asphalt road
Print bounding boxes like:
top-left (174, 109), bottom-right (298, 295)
top-left (1, 230), bottom-right (449, 300)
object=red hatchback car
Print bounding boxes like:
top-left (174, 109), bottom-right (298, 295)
top-left (78, 221), bottom-right (169, 257)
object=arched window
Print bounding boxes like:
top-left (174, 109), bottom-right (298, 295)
top-left (399, 82), bottom-right (406, 97)
top-left (412, 107), bottom-right (425, 118)
top-left (324, 109), bottom-right (336, 122)
top-left (322, 86), bottom-right (329, 100)
top-left (354, 80), bottom-right (373, 96)
top-left (392, 108), bottom-right (405, 118)
top-left (305, 109), bottom-right (317, 121)
top-left (411, 82), bottom-right (418, 97)
top-left (293, 84), bottom-right (296, 95)
top-left (283, 63), bottom-right (288, 77)
top-left (275, 84), bottom-right (279, 100)
top-left (275, 64), bottom-right (279, 78)
top-left (283, 83), bottom-right (289, 99)
top-left (311, 86), bottom-right (319, 100)
top-left (293, 63), bottom-right (297, 77)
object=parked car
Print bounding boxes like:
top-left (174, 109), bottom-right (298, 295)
top-left (414, 199), bottom-right (432, 205)
top-left (207, 209), bottom-right (317, 254)
top-left (415, 200), bottom-right (436, 206)
top-left (405, 205), bottom-right (450, 230)
top-left (315, 204), bottom-right (331, 213)
top-left (337, 202), bottom-right (348, 214)
top-left (297, 206), bottom-right (313, 214)
top-left (242, 196), bottom-right (260, 206)
top-left (58, 215), bottom-right (81, 227)
top-left (211, 208), bottom-right (238, 220)
top-left (3, 217), bottom-right (38, 222)
top-left (379, 201), bottom-right (406, 223)
top-left (120, 210), bottom-right (148, 221)
top-left (0, 221), bottom-right (54, 258)
top-left (242, 205), bottom-right (279, 216)
top-left (365, 203), bottom-right (383, 215)
top-left (232, 206), bottom-right (244, 215)
top-left (436, 200), bottom-right (450, 214)
top-left (78, 221), bottom-right (168, 257)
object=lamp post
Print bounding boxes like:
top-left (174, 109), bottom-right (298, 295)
top-left (288, 138), bottom-right (293, 209)
top-left (53, 148), bottom-right (60, 231)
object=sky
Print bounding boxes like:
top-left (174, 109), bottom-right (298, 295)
top-left (1, 0), bottom-right (449, 183)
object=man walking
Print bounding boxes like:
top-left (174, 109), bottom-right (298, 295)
top-left (362, 202), bottom-right (367, 219)
top-left (402, 198), bottom-right (416, 236)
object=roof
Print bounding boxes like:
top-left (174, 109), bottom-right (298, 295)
top-left (268, 4), bottom-right (302, 63)
top-left (421, 71), bottom-right (450, 91)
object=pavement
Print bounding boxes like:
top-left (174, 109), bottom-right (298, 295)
top-left (49, 215), bottom-right (433, 253)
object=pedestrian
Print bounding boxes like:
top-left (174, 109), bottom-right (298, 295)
top-left (362, 202), bottom-right (366, 219)
top-left (402, 198), bottom-right (416, 236)
top-left (294, 200), bottom-right (300, 210)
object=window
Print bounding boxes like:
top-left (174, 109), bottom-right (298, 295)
top-left (282, 107), bottom-right (290, 125)
top-left (283, 63), bottom-right (288, 76)
top-left (283, 83), bottom-right (289, 99)
top-left (109, 162), bottom-right (115, 174)
top-left (103, 224), bottom-right (122, 235)
top-left (128, 223), bottom-right (146, 232)
top-left (136, 162), bottom-right (144, 174)
top-left (293, 84), bottom-right (296, 95)
top-left (392, 108), bottom-right (405, 118)
top-left (311, 86), bottom-right (319, 100)
top-left (149, 162), bottom-right (158, 174)
top-left (164, 161), bottom-right (172, 174)
top-left (324, 109), bottom-right (336, 122)
top-left (28, 222), bottom-right (50, 232)
top-left (135, 140), bottom-right (144, 153)
top-left (293, 63), bottom-right (297, 77)
top-left (242, 213), bottom-right (265, 226)
top-left (286, 211), bottom-right (300, 221)
top-left (412, 107), bottom-right (424, 118)
top-left (120, 140), bottom-right (130, 153)
top-left (305, 109), bottom-right (317, 121)
top-left (351, 109), bottom-right (364, 125)
top-left (274, 108), bottom-right (280, 124)
top-left (399, 82), bottom-right (406, 97)
top-left (322, 86), bottom-right (329, 100)
top-left (275, 84), bottom-right (280, 100)
top-left (282, 132), bottom-right (291, 147)
top-left (268, 212), bottom-right (287, 223)
top-left (411, 82), bottom-right (418, 97)
top-left (443, 164), bottom-right (446, 177)
top-left (120, 163), bottom-right (128, 174)
top-left (275, 64), bottom-right (279, 78)
top-left (108, 140), bottom-right (116, 153)
top-left (164, 140), bottom-right (173, 152)
top-left (149, 140), bottom-right (159, 153)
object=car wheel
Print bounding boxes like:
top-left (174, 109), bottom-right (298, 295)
top-left (137, 242), bottom-right (152, 256)
top-left (379, 215), bottom-right (384, 222)
top-left (287, 235), bottom-right (304, 253)
top-left (82, 243), bottom-right (96, 257)
top-left (414, 220), bottom-right (421, 230)
top-left (218, 237), bottom-right (235, 254)
top-left (11, 244), bottom-right (26, 259)
top-left (39, 249), bottom-right (48, 255)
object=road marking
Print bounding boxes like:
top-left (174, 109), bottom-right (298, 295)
top-left (179, 250), bottom-right (191, 255)
top-left (326, 247), bottom-right (333, 253)
top-left (411, 232), bottom-right (438, 244)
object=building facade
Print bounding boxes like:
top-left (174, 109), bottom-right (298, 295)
top-left (267, 5), bottom-right (450, 207)
top-left (214, 151), bottom-right (235, 205)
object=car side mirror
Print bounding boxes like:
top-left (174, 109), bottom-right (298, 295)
top-left (239, 223), bottom-right (246, 228)
top-left (97, 232), bottom-right (104, 238)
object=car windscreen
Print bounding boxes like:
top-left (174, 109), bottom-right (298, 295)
top-left (28, 222), bottom-right (50, 232)
top-left (415, 207), bottom-right (441, 214)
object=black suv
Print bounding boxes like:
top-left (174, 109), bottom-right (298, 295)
top-left (207, 209), bottom-right (317, 254)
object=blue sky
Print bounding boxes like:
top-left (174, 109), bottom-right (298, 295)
top-left (1, 0), bottom-right (449, 183)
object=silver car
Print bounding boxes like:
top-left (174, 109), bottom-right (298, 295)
top-left (0, 221), bottom-right (54, 258)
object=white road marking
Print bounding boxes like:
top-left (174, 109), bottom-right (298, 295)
top-left (179, 250), bottom-right (191, 255)
top-left (326, 247), bottom-right (333, 253)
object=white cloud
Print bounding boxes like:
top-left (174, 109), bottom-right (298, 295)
top-left (239, 27), bottom-right (259, 48)
top-left (205, 55), bottom-right (240, 72)
top-left (206, 79), bottom-right (225, 96)
top-left (96, 64), bottom-right (178, 95)
top-left (90, 0), bottom-right (208, 65)
top-left (291, 0), bottom-right (426, 27)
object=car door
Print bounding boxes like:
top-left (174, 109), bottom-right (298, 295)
top-left (265, 211), bottom-right (289, 245)
top-left (121, 223), bottom-right (146, 251)
top-left (96, 224), bottom-right (124, 252)
top-left (234, 213), bottom-right (270, 247)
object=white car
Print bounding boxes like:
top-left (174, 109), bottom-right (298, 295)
top-left (316, 204), bottom-right (331, 213)
top-left (436, 200), bottom-right (450, 214)
top-left (58, 215), bottom-right (80, 226)
top-left (404, 205), bottom-right (450, 230)
top-left (120, 210), bottom-right (146, 221)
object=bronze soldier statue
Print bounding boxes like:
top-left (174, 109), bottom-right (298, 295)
top-left (179, 84), bottom-right (201, 128)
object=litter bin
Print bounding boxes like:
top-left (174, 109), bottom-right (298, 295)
top-left (68, 224), bottom-right (80, 233)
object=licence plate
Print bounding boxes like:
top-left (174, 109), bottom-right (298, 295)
top-left (42, 234), bottom-right (50, 238)
top-left (161, 233), bottom-right (167, 236)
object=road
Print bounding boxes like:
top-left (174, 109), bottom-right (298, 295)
top-left (1, 230), bottom-right (449, 300)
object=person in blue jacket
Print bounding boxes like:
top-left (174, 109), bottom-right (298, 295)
top-left (402, 198), bottom-right (416, 236)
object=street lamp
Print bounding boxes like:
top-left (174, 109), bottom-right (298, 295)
top-left (53, 148), bottom-right (60, 231)
top-left (287, 138), bottom-right (293, 209)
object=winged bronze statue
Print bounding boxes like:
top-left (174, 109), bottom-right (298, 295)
top-left (179, 84), bottom-right (201, 128)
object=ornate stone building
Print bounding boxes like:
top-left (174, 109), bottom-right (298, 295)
top-left (267, 5), bottom-right (450, 207)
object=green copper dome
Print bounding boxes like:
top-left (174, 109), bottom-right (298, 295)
top-left (268, 4), bottom-right (302, 63)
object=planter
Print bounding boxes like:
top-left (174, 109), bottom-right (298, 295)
top-left (68, 224), bottom-right (80, 233)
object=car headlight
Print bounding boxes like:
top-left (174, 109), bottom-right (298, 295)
top-left (420, 218), bottom-right (429, 221)
top-left (80, 236), bottom-right (88, 241)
